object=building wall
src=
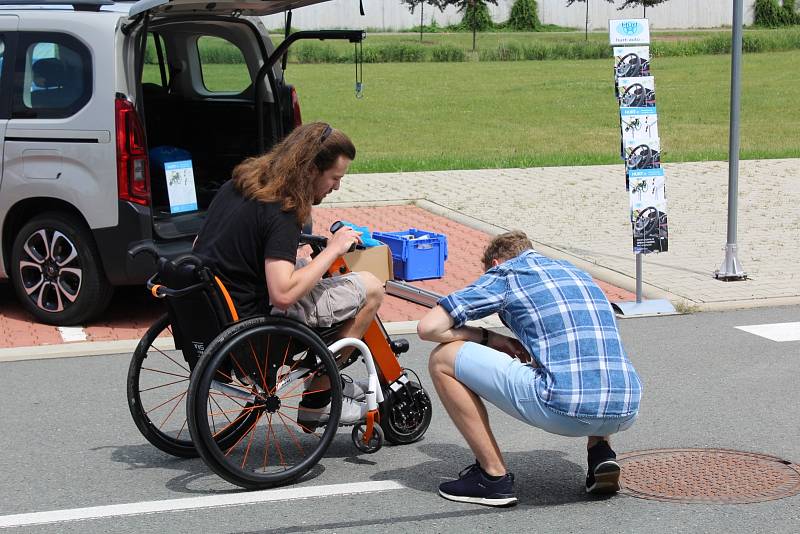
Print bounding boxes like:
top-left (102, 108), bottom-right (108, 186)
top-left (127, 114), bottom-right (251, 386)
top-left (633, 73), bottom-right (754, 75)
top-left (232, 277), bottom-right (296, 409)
top-left (262, 0), bottom-right (757, 32)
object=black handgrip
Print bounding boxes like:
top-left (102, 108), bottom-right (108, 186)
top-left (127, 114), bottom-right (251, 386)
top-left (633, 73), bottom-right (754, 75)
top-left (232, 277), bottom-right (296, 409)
top-left (329, 220), bottom-right (364, 252)
top-left (128, 243), bottom-right (158, 261)
top-left (299, 233), bottom-right (328, 248)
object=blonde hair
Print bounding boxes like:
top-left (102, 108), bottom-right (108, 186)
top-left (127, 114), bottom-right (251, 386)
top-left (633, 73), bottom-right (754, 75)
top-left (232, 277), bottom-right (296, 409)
top-left (481, 230), bottom-right (533, 270)
top-left (232, 122), bottom-right (356, 224)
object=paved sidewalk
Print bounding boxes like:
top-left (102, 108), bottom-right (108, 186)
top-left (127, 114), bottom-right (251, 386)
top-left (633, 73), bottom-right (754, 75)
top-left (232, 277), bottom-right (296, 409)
top-left (325, 158), bottom-right (800, 311)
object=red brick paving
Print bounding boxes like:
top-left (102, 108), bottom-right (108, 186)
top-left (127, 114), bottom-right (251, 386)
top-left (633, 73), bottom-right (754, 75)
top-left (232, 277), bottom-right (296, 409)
top-left (0, 204), bottom-right (635, 350)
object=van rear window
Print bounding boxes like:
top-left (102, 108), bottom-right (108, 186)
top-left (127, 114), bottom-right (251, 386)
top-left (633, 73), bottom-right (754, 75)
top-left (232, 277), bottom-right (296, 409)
top-left (196, 36), bottom-right (250, 94)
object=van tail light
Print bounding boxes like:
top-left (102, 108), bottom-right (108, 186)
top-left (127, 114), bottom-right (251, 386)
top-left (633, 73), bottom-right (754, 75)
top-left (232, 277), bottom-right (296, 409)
top-left (290, 86), bottom-right (302, 128)
top-left (115, 97), bottom-right (150, 206)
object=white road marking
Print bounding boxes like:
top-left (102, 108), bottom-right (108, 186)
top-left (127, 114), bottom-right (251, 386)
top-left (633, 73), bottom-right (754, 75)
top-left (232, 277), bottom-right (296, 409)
top-left (57, 326), bottom-right (87, 343)
top-left (0, 481), bottom-right (404, 529)
top-left (735, 322), bottom-right (800, 342)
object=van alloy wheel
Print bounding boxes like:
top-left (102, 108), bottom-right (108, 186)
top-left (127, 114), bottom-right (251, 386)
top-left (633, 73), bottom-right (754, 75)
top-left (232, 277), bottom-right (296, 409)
top-left (11, 213), bottom-right (112, 325)
top-left (19, 228), bottom-right (83, 313)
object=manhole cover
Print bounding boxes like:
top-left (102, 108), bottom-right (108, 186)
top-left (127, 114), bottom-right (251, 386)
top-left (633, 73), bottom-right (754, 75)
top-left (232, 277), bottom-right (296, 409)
top-left (618, 448), bottom-right (800, 504)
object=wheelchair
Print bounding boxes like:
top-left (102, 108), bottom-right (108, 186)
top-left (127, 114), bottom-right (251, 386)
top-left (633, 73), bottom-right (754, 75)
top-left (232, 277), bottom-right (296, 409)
top-left (126, 228), bottom-right (432, 490)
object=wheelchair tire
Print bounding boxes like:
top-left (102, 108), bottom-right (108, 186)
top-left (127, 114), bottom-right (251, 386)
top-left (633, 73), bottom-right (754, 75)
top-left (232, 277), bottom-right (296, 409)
top-left (187, 317), bottom-right (342, 490)
top-left (127, 313), bottom-right (259, 458)
top-left (380, 380), bottom-right (432, 445)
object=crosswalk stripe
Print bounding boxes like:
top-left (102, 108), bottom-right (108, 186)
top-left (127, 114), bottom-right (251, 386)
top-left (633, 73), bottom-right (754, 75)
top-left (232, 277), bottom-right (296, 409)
top-left (735, 322), bottom-right (800, 342)
top-left (0, 481), bottom-right (404, 529)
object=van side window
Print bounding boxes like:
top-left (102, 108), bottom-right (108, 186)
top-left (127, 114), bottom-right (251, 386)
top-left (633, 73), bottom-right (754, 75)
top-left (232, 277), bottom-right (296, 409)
top-left (12, 33), bottom-right (91, 118)
top-left (196, 36), bottom-right (250, 94)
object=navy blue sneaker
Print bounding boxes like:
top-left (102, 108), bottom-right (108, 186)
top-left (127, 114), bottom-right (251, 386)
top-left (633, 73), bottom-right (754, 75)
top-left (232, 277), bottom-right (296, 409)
top-left (586, 440), bottom-right (621, 494)
top-left (438, 462), bottom-right (518, 507)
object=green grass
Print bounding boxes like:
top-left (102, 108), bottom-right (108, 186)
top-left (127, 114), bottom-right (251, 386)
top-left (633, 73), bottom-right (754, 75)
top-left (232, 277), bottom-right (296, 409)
top-left (148, 28), bottom-right (800, 64)
top-left (145, 50), bottom-right (800, 172)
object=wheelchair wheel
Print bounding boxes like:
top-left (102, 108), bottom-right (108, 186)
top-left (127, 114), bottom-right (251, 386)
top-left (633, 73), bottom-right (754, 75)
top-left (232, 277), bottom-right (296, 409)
top-left (127, 313), bottom-right (259, 458)
top-left (380, 379), bottom-right (432, 445)
top-left (187, 317), bottom-right (342, 489)
top-left (127, 313), bottom-right (197, 457)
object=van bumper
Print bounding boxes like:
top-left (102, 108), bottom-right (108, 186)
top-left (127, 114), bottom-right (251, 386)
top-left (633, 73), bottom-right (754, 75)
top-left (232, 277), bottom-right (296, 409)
top-left (93, 201), bottom-right (194, 285)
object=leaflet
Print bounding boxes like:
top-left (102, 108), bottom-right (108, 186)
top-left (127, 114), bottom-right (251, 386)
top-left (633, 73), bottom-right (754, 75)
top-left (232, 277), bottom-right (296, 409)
top-left (614, 46), bottom-right (650, 78)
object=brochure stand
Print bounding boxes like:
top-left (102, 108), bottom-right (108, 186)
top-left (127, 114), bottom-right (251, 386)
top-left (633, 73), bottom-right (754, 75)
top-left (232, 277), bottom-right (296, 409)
top-left (609, 19), bottom-right (675, 317)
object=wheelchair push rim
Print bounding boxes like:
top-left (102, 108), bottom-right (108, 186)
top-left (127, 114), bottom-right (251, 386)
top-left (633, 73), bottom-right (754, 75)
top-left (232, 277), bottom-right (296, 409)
top-left (187, 317), bottom-right (343, 490)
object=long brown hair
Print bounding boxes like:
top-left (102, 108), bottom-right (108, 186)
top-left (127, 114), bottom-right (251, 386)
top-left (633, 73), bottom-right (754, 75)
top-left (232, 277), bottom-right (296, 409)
top-left (232, 122), bottom-right (356, 224)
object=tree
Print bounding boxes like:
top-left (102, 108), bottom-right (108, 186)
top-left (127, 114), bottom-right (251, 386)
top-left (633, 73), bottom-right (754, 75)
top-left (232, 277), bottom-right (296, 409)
top-left (402, 0), bottom-right (442, 42)
top-left (565, 0), bottom-right (614, 40)
top-left (435, 0), bottom-right (499, 51)
top-left (617, 0), bottom-right (670, 18)
top-left (508, 0), bottom-right (542, 31)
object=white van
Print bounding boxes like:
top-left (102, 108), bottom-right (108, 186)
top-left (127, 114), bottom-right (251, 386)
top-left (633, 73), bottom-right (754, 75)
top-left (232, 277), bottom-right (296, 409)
top-left (0, 0), bottom-right (363, 324)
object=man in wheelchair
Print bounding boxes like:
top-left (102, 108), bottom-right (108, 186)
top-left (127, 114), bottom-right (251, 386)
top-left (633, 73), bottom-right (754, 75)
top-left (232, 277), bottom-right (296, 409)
top-left (192, 122), bottom-right (385, 430)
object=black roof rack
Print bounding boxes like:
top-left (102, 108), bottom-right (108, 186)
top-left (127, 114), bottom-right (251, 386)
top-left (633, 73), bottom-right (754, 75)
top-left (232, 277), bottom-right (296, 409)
top-left (0, 0), bottom-right (114, 11)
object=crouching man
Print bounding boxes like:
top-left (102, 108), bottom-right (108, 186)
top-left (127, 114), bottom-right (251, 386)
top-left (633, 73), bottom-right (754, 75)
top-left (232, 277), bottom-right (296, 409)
top-left (418, 231), bottom-right (642, 507)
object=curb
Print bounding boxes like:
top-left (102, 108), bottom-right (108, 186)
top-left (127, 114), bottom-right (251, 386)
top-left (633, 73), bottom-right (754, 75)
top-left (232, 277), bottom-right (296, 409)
top-left (0, 317), bottom-right (505, 363)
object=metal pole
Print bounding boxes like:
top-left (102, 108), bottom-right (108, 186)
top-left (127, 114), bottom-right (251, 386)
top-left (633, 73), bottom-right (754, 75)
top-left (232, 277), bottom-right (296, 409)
top-left (716, 0), bottom-right (746, 280)
top-left (635, 253), bottom-right (643, 303)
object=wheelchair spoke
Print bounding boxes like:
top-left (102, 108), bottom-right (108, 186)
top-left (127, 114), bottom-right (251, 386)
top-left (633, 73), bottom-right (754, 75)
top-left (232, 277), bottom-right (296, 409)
top-left (241, 412), bottom-right (263, 469)
top-left (246, 337), bottom-right (268, 394)
top-left (277, 411), bottom-right (307, 455)
top-left (139, 377), bottom-right (189, 393)
top-left (149, 342), bottom-right (190, 375)
top-left (159, 390), bottom-right (187, 429)
top-left (224, 413), bottom-right (261, 457)
top-left (141, 367), bottom-right (189, 380)
top-left (268, 414), bottom-right (287, 469)
top-left (145, 389), bottom-right (188, 417)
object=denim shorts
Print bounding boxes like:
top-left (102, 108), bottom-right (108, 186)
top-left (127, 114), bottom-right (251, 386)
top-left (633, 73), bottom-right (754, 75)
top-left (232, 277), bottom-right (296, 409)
top-left (454, 342), bottom-right (638, 438)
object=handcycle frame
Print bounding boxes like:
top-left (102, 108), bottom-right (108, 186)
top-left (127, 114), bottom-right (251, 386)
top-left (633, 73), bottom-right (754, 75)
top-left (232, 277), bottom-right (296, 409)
top-left (127, 229), bottom-right (433, 489)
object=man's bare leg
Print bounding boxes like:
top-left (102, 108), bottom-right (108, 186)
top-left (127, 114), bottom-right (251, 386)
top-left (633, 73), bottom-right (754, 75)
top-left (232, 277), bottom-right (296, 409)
top-left (333, 271), bottom-right (383, 363)
top-left (428, 341), bottom-right (507, 476)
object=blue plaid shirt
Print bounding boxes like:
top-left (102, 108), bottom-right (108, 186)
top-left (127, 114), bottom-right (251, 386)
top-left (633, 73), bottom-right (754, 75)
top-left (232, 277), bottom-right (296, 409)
top-left (439, 250), bottom-right (641, 418)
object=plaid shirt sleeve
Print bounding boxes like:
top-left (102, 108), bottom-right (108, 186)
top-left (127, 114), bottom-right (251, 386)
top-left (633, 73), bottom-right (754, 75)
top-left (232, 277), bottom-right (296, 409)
top-left (438, 269), bottom-right (508, 328)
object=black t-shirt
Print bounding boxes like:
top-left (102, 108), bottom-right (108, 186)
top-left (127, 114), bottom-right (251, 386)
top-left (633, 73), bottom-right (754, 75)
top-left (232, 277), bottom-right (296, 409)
top-left (193, 180), bottom-right (300, 319)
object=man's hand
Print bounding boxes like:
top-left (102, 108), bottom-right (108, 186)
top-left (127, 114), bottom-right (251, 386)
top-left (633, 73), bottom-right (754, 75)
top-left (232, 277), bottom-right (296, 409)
top-left (490, 333), bottom-right (532, 364)
top-left (328, 227), bottom-right (362, 256)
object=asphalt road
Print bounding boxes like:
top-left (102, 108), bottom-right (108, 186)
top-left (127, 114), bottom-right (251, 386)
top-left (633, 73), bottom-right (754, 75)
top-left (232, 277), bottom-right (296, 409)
top-left (1, 306), bottom-right (799, 533)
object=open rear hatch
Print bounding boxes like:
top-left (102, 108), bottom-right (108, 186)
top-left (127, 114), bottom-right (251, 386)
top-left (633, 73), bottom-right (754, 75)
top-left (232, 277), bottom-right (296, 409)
top-left (125, 0), bottom-right (362, 241)
top-left (128, 0), bottom-right (336, 18)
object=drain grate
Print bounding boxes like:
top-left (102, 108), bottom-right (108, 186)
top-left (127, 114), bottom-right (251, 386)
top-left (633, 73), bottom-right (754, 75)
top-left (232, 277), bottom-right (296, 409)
top-left (618, 448), bottom-right (800, 504)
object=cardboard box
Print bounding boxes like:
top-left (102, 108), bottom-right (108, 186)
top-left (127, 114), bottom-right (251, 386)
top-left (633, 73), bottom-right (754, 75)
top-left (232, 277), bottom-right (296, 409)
top-left (343, 245), bottom-right (394, 284)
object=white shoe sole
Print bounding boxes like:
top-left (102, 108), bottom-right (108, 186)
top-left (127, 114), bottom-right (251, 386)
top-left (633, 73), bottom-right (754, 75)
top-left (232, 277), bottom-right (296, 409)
top-left (586, 460), bottom-right (621, 494)
top-left (438, 490), bottom-right (518, 507)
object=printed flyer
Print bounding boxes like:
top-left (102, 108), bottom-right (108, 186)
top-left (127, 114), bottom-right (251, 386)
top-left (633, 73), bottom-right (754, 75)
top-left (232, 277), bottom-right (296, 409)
top-left (617, 76), bottom-right (656, 108)
top-left (614, 46), bottom-right (651, 78)
top-left (620, 107), bottom-right (659, 143)
top-left (164, 159), bottom-right (199, 214)
top-left (628, 168), bottom-right (668, 253)
top-left (609, 19), bottom-right (651, 46)
top-left (624, 138), bottom-right (661, 171)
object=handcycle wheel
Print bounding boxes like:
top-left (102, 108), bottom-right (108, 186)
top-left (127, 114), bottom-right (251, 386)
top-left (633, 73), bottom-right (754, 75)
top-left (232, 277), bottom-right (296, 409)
top-left (621, 83), bottom-right (646, 107)
top-left (380, 379), bottom-right (432, 445)
top-left (127, 313), bottom-right (260, 458)
top-left (352, 423), bottom-right (384, 454)
top-left (187, 317), bottom-right (342, 489)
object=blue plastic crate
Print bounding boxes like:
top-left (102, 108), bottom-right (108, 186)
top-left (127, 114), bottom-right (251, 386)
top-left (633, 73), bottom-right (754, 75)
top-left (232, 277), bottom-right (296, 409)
top-left (371, 228), bottom-right (448, 281)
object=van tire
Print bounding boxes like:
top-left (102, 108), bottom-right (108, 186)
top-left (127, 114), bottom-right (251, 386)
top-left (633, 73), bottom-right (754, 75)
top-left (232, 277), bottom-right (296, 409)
top-left (11, 212), bottom-right (114, 326)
